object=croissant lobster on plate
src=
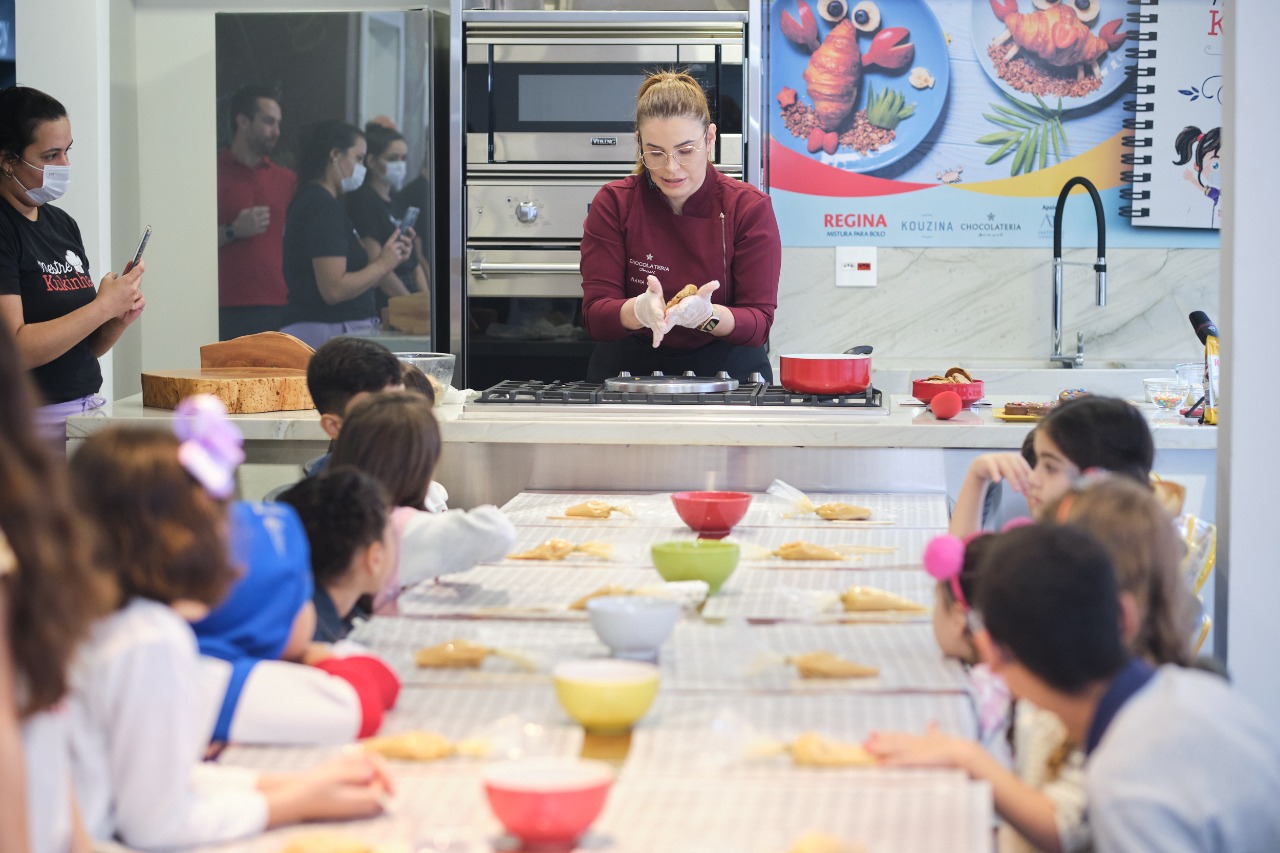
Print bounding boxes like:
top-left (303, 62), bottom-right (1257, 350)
top-left (792, 7), bottom-right (915, 133)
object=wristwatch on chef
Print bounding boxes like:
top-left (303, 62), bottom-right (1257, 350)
top-left (698, 314), bottom-right (720, 333)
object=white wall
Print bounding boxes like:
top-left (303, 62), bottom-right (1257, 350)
top-left (1221, 3), bottom-right (1280, 726)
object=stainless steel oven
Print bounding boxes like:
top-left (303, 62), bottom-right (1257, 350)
top-left (449, 2), bottom-right (763, 390)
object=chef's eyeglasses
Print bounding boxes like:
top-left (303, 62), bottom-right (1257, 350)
top-left (640, 136), bottom-right (707, 170)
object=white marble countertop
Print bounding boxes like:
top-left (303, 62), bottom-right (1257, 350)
top-left (69, 391), bottom-right (1217, 451)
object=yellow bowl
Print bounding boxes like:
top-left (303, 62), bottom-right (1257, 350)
top-left (650, 539), bottom-right (740, 594)
top-left (552, 659), bottom-right (659, 733)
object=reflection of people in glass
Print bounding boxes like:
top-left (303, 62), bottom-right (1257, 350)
top-left (1175, 125), bottom-right (1221, 229)
top-left (345, 123), bottom-right (425, 309)
top-left (217, 85), bottom-right (296, 340)
top-left (394, 126), bottom-right (433, 292)
top-left (580, 71), bottom-right (780, 383)
top-left (0, 86), bottom-right (145, 452)
top-left (279, 121), bottom-right (412, 350)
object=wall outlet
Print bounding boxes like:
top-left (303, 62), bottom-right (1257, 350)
top-left (835, 246), bottom-right (877, 287)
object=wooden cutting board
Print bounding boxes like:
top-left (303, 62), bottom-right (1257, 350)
top-left (141, 368), bottom-right (313, 414)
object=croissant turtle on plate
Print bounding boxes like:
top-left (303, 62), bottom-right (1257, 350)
top-left (775, 541), bottom-right (845, 561)
top-left (788, 651), bottom-right (879, 679)
top-left (361, 730), bottom-right (454, 761)
top-left (815, 502), bottom-right (872, 521)
top-left (789, 731), bottom-right (876, 767)
top-left (841, 585), bottom-right (928, 613)
top-left (565, 500), bottom-right (631, 519)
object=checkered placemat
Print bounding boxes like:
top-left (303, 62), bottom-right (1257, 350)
top-left (659, 621), bottom-right (967, 693)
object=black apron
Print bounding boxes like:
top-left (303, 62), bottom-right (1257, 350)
top-left (587, 336), bottom-right (772, 384)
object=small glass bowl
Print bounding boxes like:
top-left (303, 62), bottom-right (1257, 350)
top-left (1144, 379), bottom-right (1190, 410)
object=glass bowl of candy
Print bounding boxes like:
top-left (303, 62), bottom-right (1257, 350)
top-left (1144, 379), bottom-right (1190, 410)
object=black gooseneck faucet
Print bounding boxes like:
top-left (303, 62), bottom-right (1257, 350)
top-left (1052, 176), bottom-right (1107, 368)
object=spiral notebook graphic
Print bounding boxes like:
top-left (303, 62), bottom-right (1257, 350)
top-left (1120, 0), bottom-right (1224, 229)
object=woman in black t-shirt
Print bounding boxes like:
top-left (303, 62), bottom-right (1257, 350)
top-left (345, 123), bottom-right (425, 311)
top-left (0, 87), bottom-right (146, 452)
top-left (279, 121), bottom-right (413, 350)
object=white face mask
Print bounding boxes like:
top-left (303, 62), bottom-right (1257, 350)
top-left (382, 161), bottom-right (407, 191)
top-left (13, 159), bottom-right (71, 204)
top-left (340, 162), bottom-right (367, 193)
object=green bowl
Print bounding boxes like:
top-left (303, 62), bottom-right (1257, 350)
top-left (650, 540), bottom-right (740, 594)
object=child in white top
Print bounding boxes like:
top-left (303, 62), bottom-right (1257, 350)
top-left (329, 391), bottom-right (516, 606)
top-left (1, 320), bottom-right (115, 853)
top-left (65, 398), bottom-right (393, 850)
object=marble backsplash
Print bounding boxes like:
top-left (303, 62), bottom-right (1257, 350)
top-left (769, 247), bottom-right (1218, 370)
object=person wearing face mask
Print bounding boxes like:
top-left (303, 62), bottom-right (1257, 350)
top-left (279, 120), bottom-right (413, 350)
top-left (0, 86), bottom-right (146, 453)
top-left (216, 85), bottom-right (296, 340)
top-left (344, 123), bottom-right (426, 310)
top-left (580, 70), bottom-right (781, 382)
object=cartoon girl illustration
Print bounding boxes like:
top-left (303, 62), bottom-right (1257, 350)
top-left (1174, 125), bottom-right (1221, 228)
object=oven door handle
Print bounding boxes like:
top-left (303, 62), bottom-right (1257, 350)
top-left (469, 259), bottom-right (581, 279)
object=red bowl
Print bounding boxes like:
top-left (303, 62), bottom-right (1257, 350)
top-left (671, 491), bottom-right (752, 538)
top-left (483, 758), bottom-right (613, 847)
top-left (779, 354), bottom-right (872, 395)
top-left (911, 377), bottom-right (985, 405)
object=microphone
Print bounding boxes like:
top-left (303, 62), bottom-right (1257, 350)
top-left (1189, 311), bottom-right (1219, 345)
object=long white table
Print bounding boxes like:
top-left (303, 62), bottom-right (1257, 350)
top-left (197, 489), bottom-right (993, 853)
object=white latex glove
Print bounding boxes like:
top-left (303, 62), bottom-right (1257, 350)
top-left (662, 280), bottom-right (720, 332)
top-left (629, 275), bottom-right (670, 348)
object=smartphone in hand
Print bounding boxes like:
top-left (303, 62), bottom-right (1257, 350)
top-left (123, 226), bottom-right (152, 275)
top-left (399, 206), bottom-right (420, 235)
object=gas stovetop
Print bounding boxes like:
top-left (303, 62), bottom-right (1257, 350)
top-left (470, 372), bottom-right (885, 410)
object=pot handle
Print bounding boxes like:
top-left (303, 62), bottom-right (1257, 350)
top-left (843, 345), bottom-right (873, 355)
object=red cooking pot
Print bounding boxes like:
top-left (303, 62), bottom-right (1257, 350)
top-left (779, 352), bottom-right (872, 395)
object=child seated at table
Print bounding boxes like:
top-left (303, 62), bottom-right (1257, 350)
top-left (949, 395), bottom-right (1154, 537)
top-left (920, 531), bottom-right (1012, 767)
top-left (65, 402), bottom-right (393, 849)
top-left (974, 524), bottom-right (1280, 852)
top-left (278, 467), bottom-right (396, 641)
top-left (301, 337), bottom-right (448, 512)
top-left (192, 496), bottom-right (400, 745)
top-left (330, 391), bottom-right (516, 605)
top-left (869, 477), bottom-right (1195, 853)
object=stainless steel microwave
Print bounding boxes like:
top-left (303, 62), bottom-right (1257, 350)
top-left (463, 12), bottom-right (749, 174)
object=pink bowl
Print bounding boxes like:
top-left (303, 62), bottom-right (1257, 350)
top-left (670, 491), bottom-right (752, 538)
top-left (483, 758), bottom-right (613, 848)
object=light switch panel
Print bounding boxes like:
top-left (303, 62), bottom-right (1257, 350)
top-left (835, 246), bottom-right (877, 288)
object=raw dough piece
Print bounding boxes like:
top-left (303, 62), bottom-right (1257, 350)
top-left (569, 585), bottom-right (634, 610)
top-left (281, 835), bottom-right (374, 853)
top-left (573, 541), bottom-right (613, 559)
top-left (361, 730), bottom-right (453, 761)
top-left (665, 283), bottom-right (698, 309)
top-left (565, 499), bottom-right (614, 517)
top-left (786, 831), bottom-right (868, 853)
top-left (415, 639), bottom-right (491, 669)
top-left (814, 502), bottom-right (872, 521)
top-left (790, 732), bottom-right (876, 767)
top-left (509, 538), bottom-right (575, 560)
top-left (775, 541), bottom-right (845, 561)
top-left (789, 651), bottom-right (879, 679)
top-left (841, 586), bottom-right (928, 613)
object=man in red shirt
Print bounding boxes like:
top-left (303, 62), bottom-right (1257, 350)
top-left (217, 86), bottom-right (296, 340)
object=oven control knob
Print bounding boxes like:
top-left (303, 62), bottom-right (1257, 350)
top-left (683, 371), bottom-right (696, 377)
top-left (651, 371), bottom-right (665, 377)
top-left (515, 201), bottom-right (538, 223)
top-left (715, 371), bottom-right (731, 380)
top-left (617, 371), bottom-right (632, 379)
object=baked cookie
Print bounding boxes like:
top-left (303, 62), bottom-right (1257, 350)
top-left (665, 283), bottom-right (699, 309)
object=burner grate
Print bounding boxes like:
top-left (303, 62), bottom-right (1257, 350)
top-left (473, 380), bottom-right (883, 408)
top-left (754, 386), bottom-right (883, 407)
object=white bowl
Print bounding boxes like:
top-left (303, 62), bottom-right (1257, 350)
top-left (586, 596), bottom-right (681, 661)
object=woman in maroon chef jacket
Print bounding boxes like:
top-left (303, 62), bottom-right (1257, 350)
top-left (579, 70), bottom-right (781, 383)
